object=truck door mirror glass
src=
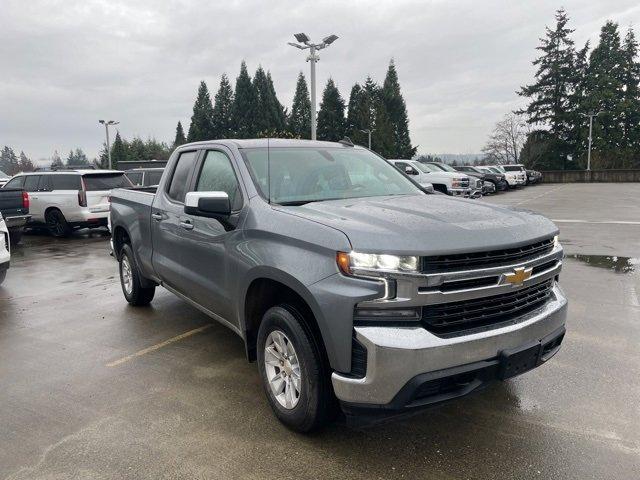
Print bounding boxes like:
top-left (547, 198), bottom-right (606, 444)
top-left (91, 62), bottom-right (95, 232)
top-left (184, 191), bottom-right (230, 217)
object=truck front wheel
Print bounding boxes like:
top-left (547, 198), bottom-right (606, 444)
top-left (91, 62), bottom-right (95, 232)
top-left (257, 305), bottom-right (334, 432)
top-left (119, 244), bottom-right (155, 306)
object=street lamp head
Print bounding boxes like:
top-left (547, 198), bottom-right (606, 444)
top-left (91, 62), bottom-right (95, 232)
top-left (98, 119), bottom-right (105, 124)
top-left (108, 120), bottom-right (119, 125)
top-left (288, 42), bottom-right (306, 50)
top-left (323, 34), bottom-right (338, 45)
top-left (294, 33), bottom-right (310, 43)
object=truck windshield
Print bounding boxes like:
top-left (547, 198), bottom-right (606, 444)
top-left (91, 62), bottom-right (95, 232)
top-left (82, 173), bottom-right (132, 191)
top-left (241, 147), bottom-right (421, 205)
top-left (430, 163), bottom-right (457, 172)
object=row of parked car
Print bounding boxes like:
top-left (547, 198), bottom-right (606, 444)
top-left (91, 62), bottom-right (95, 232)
top-left (388, 161), bottom-right (542, 197)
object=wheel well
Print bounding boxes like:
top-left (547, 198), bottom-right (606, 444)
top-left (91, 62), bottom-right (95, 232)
top-left (44, 206), bottom-right (62, 217)
top-left (432, 183), bottom-right (448, 194)
top-left (244, 278), bottom-right (327, 364)
top-left (112, 226), bottom-right (131, 259)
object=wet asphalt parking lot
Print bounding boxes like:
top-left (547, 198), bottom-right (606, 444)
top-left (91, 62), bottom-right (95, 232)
top-left (0, 183), bottom-right (638, 480)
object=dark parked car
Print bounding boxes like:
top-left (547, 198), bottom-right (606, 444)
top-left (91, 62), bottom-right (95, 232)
top-left (455, 165), bottom-right (508, 192)
top-left (0, 184), bottom-right (30, 244)
top-left (527, 170), bottom-right (543, 184)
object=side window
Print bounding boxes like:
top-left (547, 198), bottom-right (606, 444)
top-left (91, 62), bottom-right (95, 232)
top-left (23, 176), bottom-right (40, 192)
top-left (38, 175), bottom-right (52, 191)
top-left (167, 151), bottom-right (198, 202)
top-left (4, 176), bottom-right (25, 189)
top-left (126, 172), bottom-right (143, 186)
top-left (145, 171), bottom-right (163, 186)
top-left (395, 162), bottom-right (408, 170)
top-left (51, 175), bottom-right (81, 190)
top-left (196, 151), bottom-right (242, 210)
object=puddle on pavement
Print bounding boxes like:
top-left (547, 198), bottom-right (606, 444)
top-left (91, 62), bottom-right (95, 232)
top-left (566, 254), bottom-right (638, 274)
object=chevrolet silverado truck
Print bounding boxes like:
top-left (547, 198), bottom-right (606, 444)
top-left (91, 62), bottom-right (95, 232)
top-left (110, 139), bottom-right (567, 432)
top-left (388, 159), bottom-right (476, 197)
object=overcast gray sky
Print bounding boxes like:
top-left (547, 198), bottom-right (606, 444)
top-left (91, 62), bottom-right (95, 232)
top-left (1, 0), bottom-right (639, 161)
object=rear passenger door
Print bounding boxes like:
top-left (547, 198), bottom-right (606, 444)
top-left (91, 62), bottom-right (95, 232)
top-left (151, 150), bottom-right (201, 295)
top-left (175, 148), bottom-right (244, 321)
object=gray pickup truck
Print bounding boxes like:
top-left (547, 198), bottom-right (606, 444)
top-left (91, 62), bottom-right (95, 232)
top-left (110, 139), bottom-right (567, 432)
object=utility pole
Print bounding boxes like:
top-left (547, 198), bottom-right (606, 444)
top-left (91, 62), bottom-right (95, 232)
top-left (288, 33), bottom-right (339, 141)
top-left (361, 129), bottom-right (374, 149)
top-left (99, 119), bottom-right (119, 169)
top-left (581, 111), bottom-right (603, 172)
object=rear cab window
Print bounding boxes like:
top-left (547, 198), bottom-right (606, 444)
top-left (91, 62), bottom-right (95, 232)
top-left (82, 173), bottom-right (131, 191)
top-left (144, 171), bottom-right (163, 186)
top-left (126, 172), bottom-right (143, 186)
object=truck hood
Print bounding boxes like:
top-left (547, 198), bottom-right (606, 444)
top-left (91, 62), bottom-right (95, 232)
top-left (277, 194), bottom-right (557, 255)
top-left (423, 171), bottom-right (466, 179)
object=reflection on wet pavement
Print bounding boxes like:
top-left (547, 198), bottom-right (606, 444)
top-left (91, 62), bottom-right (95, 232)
top-left (566, 254), bottom-right (638, 274)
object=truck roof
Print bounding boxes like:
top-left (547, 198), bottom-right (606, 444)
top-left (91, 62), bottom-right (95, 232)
top-left (178, 138), bottom-right (364, 150)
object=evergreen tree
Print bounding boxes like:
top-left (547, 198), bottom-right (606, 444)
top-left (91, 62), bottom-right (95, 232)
top-left (173, 121), bottom-right (187, 148)
top-left (382, 60), bottom-right (416, 158)
top-left (288, 72), bottom-right (311, 139)
top-left (50, 151), bottom-right (63, 169)
top-left (567, 41), bottom-right (591, 167)
top-left (253, 66), bottom-right (273, 134)
top-left (346, 82), bottom-right (375, 147)
top-left (211, 74), bottom-right (235, 138)
top-left (67, 148), bottom-right (89, 166)
top-left (372, 94), bottom-right (395, 158)
top-left (231, 61), bottom-right (258, 138)
top-left (95, 143), bottom-right (109, 169)
top-left (266, 72), bottom-right (287, 132)
top-left (582, 21), bottom-right (626, 168)
top-left (187, 81), bottom-right (215, 142)
top-left (316, 78), bottom-right (346, 141)
top-left (111, 132), bottom-right (129, 168)
top-left (0, 146), bottom-right (19, 175)
top-left (517, 9), bottom-right (576, 141)
top-left (18, 151), bottom-right (35, 172)
top-left (621, 27), bottom-right (640, 164)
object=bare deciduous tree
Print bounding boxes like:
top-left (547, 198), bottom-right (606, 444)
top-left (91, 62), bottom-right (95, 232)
top-left (482, 113), bottom-right (531, 164)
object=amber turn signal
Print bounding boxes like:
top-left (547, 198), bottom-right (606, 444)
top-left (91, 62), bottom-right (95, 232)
top-left (336, 252), bottom-right (351, 275)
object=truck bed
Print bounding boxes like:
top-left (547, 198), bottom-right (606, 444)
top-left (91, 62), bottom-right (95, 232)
top-left (0, 188), bottom-right (30, 229)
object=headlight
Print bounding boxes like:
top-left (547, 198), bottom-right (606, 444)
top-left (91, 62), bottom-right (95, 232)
top-left (337, 251), bottom-right (419, 275)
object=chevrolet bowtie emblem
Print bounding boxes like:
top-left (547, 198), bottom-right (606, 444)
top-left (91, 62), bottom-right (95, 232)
top-left (504, 267), bottom-right (533, 286)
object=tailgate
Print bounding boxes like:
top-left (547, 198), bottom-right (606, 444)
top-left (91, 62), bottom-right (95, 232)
top-left (0, 189), bottom-right (27, 215)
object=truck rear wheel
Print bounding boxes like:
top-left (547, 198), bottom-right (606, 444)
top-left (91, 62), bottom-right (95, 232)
top-left (257, 305), bottom-right (334, 432)
top-left (119, 244), bottom-right (155, 306)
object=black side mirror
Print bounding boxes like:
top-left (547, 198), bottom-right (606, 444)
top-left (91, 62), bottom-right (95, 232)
top-left (184, 191), bottom-right (231, 218)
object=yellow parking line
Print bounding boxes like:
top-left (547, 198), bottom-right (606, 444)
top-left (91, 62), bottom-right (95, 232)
top-left (106, 324), bottom-right (212, 367)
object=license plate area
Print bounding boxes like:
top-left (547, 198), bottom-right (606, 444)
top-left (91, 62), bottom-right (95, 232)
top-left (499, 342), bottom-right (541, 380)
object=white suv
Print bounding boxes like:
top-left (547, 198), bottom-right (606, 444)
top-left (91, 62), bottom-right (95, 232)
top-left (4, 170), bottom-right (132, 237)
top-left (389, 159), bottom-right (473, 196)
top-left (0, 213), bottom-right (9, 285)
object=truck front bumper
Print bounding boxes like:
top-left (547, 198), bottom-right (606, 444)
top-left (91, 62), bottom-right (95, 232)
top-left (332, 283), bottom-right (567, 408)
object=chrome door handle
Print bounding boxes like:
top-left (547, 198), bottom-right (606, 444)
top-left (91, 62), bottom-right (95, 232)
top-left (180, 220), bottom-right (194, 230)
top-left (151, 213), bottom-right (162, 221)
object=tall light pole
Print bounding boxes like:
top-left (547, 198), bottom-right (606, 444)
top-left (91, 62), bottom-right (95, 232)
top-left (99, 119), bottom-right (119, 169)
top-left (360, 129), bottom-right (374, 149)
top-left (581, 111), bottom-right (603, 172)
top-left (288, 33), bottom-right (339, 141)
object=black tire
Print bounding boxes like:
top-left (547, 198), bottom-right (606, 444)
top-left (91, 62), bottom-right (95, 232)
top-left (45, 209), bottom-right (72, 237)
top-left (119, 243), bottom-right (155, 306)
top-left (257, 305), bottom-right (335, 432)
top-left (9, 228), bottom-right (23, 246)
top-left (0, 270), bottom-right (6, 285)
